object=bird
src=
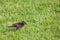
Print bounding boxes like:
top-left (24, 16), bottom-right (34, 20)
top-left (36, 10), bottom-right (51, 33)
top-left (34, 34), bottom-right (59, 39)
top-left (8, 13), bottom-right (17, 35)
top-left (9, 21), bottom-right (27, 29)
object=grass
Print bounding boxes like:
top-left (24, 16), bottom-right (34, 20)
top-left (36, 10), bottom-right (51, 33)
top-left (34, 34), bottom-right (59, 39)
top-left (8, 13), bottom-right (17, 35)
top-left (0, 0), bottom-right (60, 40)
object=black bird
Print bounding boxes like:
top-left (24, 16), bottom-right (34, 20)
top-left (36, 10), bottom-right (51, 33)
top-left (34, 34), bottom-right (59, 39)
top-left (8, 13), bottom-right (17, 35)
top-left (10, 21), bottom-right (26, 29)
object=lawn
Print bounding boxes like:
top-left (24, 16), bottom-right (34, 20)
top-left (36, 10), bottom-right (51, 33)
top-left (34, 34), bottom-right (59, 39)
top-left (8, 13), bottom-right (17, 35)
top-left (0, 0), bottom-right (60, 40)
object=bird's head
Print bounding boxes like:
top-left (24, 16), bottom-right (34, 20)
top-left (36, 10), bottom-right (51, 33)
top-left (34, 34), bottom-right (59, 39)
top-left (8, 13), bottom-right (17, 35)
top-left (21, 21), bottom-right (27, 25)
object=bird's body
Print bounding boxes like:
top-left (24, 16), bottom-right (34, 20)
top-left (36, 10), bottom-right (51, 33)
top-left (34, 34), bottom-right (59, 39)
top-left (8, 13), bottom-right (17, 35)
top-left (10, 21), bottom-right (26, 29)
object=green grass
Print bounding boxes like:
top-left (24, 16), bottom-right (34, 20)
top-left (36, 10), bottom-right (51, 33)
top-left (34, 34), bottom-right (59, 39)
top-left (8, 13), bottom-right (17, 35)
top-left (0, 0), bottom-right (60, 40)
